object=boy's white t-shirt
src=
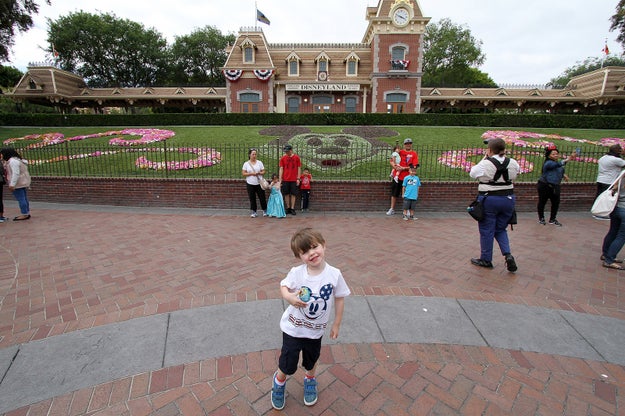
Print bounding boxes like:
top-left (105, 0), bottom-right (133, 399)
top-left (279, 263), bottom-right (351, 339)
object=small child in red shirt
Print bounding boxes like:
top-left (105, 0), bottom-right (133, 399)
top-left (299, 168), bottom-right (312, 212)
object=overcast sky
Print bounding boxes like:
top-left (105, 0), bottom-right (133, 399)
top-left (7, 0), bottom-right (621, 86)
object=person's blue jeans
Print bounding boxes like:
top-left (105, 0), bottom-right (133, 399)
top-left (602, 206), bottom-right (625, 263)
top-left (478, 194), bottom-right (515, 262)
top-left (12, 187), bottom-right (30, 215)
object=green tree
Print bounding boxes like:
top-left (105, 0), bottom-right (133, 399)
top-left (422, 18), bottom-right (495, 88)
top-left (547, 56), bottom-right (625, 88)
top-left (0, 0), bottom-right (49, 63)
top-left (47, 11), bottom-right (169, 87)
top-left (0, 65), bottom-right (23, 88)
top-left (167, 26), bottom-right (235, 86)
top-left (610, 0), bottom-right (625, 49)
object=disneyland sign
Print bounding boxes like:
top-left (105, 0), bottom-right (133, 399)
top-left (286, 84), bottom-right (360, 92)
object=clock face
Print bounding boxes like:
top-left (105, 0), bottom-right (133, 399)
top-left (318, 71), bottom-right (327, 81)
top-left (393, 8), bottom-right (409, 26)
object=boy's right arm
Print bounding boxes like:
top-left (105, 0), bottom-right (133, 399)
top-left (281, 285), bottom-right (307, 308)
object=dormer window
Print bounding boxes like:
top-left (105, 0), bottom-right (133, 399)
top-left (347, 60), bottom-right (357, 75)
top-left (318, 59), bottom-right (327, 72)
top-left (28, 79), bottom-right (37, 90)
top-left (244, 47), bottom-right (254, 63)
top-left (344, 52), bottom-right (360, 76)
top-left (286, 52), bottom-right (301, 76)
top-left (315, 52), bottom-right (331, 75)
top-left (240, 38), bottom-right (256, 64)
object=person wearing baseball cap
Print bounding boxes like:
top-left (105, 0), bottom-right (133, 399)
top-left (279, 144), bottom-right (301, 215)
top-left (386, 138), bottom-right (418, 216)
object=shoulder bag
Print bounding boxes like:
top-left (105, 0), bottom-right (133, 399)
top-left (259, 176), bottom-right (270, 190)
top-left (591, 170), bottom-right (625, 217)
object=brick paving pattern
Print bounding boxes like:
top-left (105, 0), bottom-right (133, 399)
top-left (1, 207), bottom-right (623, 415)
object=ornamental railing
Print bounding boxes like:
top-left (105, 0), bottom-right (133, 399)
top-left (13, 141), bottom-right (603, 183)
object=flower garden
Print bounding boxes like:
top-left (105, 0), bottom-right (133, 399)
top-left (2, 127), bottom-right (624, 180)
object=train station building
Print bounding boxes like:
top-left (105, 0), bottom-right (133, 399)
top-left (8, 0), bottom-right (625, 114)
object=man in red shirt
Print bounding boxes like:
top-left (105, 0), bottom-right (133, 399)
top-left (279, 144), bottom-right (302, 215)
top-left (387, 138), bottom-right (419, 215)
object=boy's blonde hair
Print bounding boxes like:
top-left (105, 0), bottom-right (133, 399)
top-left (290, 228), bottom-right (326, 257)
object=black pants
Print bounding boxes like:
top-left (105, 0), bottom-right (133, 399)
top-left (301, 190), bottom-right (310, 209)
top-left (246, 183), bottom-right (267, 212)
top-left (278, 332), bottom-right (322, 375)
top-left (537, 181), bottom-right (560, 221)
top-left (597, 182), bottom-right (610, 198)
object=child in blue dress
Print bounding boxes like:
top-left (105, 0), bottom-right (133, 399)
top-left (266, 174), bottom-right (286, 218)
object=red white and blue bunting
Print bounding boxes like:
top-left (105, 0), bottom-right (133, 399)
top-left (223, 69), bottom-right (243, 82)
top-left (390, 60), bottom-right (410, 70)
top-left (253, 69), bottom-right (274, 81)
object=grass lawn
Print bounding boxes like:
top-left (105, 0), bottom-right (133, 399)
top-left (1, 125), bottom-right (624, 182)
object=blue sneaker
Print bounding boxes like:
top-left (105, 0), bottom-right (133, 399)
top-left (271, 372), bottom-right (286, 410)
top-left (303, 377), bottom-right (318, 406)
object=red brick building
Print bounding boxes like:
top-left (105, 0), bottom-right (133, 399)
top-left (222, 0), bottom-right (430, 114)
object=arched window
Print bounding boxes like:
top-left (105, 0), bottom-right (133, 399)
top-left (391, 46), bottom-right (406, 61)
top-left (385, 92), bottom-right (407, 114)
top-left (244, 47), bottom-right (254, 63)
top-left (386, 93), bottom-right (407, 103)
top-left (289, 61), bottom-right (299, 75)
top-left (239, 92), bottom-right (261, 113)
top-left (347, 60), bottom-right (357, 75)
top-left (240, 93), bottom-right (260, 102)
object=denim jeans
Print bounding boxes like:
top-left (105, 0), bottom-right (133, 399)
top-left (478, 194), bottom-right (515, 262)
top-left (602, 206), bottom-right (625, 263)
top-left (12, 187), bottom-right (29, 215)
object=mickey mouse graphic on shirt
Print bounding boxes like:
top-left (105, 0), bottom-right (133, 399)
top-left (298, 284), bottom-right (333, 321)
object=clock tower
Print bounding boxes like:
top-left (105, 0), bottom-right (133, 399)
top-left (363, 0), bottom-right (430, 113)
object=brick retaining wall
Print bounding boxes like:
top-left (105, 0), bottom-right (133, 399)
top-left (16, 177), bottom-right (597, 213)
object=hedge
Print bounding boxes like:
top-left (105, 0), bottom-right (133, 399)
top-left (1, 112), bottom-right (625, 129)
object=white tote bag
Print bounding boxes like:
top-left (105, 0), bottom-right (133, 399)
top-left (591, 170), bottom-right (625, 217)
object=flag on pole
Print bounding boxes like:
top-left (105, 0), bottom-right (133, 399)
top-left (257, 9), bottom-right (270, 25)
top-left (52, 44), bottom-right (59, 58)
top-left (603, 42), bottom-right (610, 55)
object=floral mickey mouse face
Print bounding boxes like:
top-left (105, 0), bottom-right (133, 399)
top-left (278, 133), bottom-right (381, 172)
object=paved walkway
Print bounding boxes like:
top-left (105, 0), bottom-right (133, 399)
top-left (0, 202), bottom-right (624, 415)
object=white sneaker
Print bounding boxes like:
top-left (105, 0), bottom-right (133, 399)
top-left (386, 208), bottom-right (395, 216)
top-left (262, 211), bottom-right (267, 217)
top-left (402, 215), bottom-right (409, 220)
top-left (250, 211), bottom-right (258, 218)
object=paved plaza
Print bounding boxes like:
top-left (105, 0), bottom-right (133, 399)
top-left (0, 202), bottom-right (624, 415)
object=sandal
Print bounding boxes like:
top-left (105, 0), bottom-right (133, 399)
top-left (602, 262), bottom-right (623, 270)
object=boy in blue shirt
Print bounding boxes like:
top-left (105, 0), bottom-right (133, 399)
top-left (402, 165), bottom-right (421, 220)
